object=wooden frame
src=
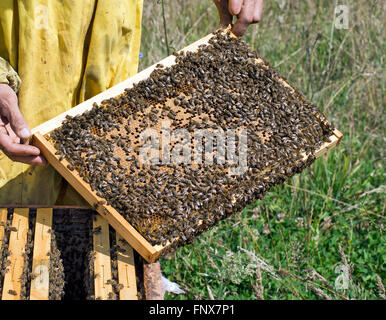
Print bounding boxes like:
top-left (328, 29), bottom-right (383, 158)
top-left (115, 233), bottom-right (138, 300)
top-left (31, 32), bottom-right (343, 263)
top-left (92, 215), bottom-right (138, 300)
top-left (92, 215), bottom-right (113, 299)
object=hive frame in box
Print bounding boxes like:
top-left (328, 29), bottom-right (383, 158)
top-left (0, 206), bottom-right (138, 300)
top-left (31, 32), bottom-right (343, 263)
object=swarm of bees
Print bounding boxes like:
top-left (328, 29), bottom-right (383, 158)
top-left (50, 30), bottom-right (335, 251)
top-left (0, 210), bottom-right (13, 299)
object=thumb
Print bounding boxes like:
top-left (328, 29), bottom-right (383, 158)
top-left (213, 0), bottom-right (233, 27)
top-left (9, 105), bottom-right (31, 141)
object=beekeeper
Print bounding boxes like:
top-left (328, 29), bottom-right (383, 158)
top-left (0, 0), bottom-right (263, 205)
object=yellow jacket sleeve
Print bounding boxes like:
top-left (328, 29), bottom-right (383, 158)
top-left (0, 57), bottom-right (21, 93)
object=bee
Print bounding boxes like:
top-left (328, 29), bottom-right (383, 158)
top-left (92, 226), bottom-right (102, 235)
top-left (8, 289), bottom-right (18, 296)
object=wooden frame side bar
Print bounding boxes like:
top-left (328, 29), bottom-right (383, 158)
top-left (93, 215), bottom-right (113, 300)
top-left (1, 208), bottom-right (29, 300)
top-left (315, 129), bottom-right (343, 158)
top-left (116, 234), bottom-right (138, 300)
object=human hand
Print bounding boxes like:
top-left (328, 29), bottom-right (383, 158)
top-left (0, 84), bottom-right (46, 165)
top-left (213, 0), bottom-right (264, 36)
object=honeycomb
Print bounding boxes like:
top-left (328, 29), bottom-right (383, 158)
top-left (49, 30), bottom-right (335, 252)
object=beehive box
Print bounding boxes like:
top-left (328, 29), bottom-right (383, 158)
top-left (31, 31), bottom-right (343, 263)
top-left (0, 207), bottom-right (140, 300)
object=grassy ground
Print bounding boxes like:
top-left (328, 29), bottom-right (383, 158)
top-left (139, 0), bottom-right (385, 299)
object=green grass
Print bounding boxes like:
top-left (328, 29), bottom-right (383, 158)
top-left (140, 0), bottom-right (385, 300)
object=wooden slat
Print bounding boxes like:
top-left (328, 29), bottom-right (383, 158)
top-left (1, 208), bottom-right (29, 300)
top-left (33, 133), bottom-right (160, 263)
top-left (30, 208), bottom-right (52, 300)
top-left (116, 234), bottom-right (138, 300)
top-left (93, 215), bottom-right (113, 300)
top-left (0, 208), bottom-right (7, 249)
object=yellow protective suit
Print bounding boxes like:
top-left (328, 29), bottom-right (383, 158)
top-left (0, 0), bottom-right (143, 205)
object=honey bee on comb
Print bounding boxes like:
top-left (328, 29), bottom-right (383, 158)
top-left (50, 31), bottom-right (335, 254)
